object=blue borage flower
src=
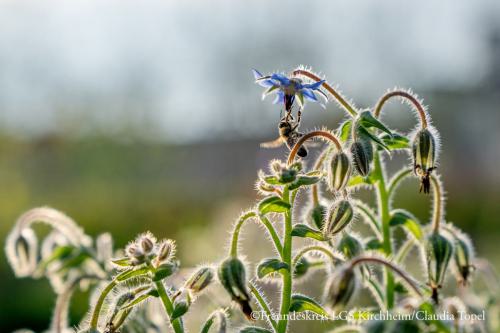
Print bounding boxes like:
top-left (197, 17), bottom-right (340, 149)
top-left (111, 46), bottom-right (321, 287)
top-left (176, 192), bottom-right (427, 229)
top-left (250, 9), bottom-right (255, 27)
top-left (252, 69), bottom-right (328, 110)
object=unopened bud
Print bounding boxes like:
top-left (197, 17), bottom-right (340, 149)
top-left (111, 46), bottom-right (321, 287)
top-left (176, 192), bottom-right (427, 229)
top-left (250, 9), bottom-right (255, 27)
top-left (425, 232), bottom-right (453, 303)
top-left (324, 200), bottom-right (354, 237)
top-left (412, 128), bottom-right (437, 194)
top-left (453, 234), bottom-right (474, 286)
top-left (308, 203), bottom-right (327, 230)
top-left (350, 140), bottom-right (373, 177)
top-left (324, 265), bottom-right (357, 309)
top-left (125, 243), bottom-right (145, 265)
top-left (9, 228), bottom-right (38, 277)
top-left (338, 234), bottom-right (362, 259)
top-left (328, 152), bottom-right (352, 192)
top-left (185, 266), bottom-right (214, 294)
top-left (218, 257), bottom-right (252, 319)
top-left (139, 234), bottom-right (155, 254)
top-left (155, 239), bottom-right (176, 265)
top-left (293, 257), bottom-right (310, 279)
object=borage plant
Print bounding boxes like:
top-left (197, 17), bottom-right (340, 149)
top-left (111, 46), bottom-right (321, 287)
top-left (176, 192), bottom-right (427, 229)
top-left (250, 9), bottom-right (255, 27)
top-left (5, 66), bottom-right (499, 333)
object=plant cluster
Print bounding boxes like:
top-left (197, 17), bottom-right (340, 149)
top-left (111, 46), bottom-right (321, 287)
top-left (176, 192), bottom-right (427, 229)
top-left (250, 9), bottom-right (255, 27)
top-left (5, 66), bottom-right (499, 333)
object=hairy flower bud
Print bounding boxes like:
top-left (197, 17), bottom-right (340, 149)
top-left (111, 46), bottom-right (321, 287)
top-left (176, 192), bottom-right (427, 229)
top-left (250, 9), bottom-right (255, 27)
top-left (185, 266), bottom-right (214, 294)
top-left (293, 257), bottom-right (310, 279)
top-left (453, 234), bottom-right (474, 286)
top-left (425, 232), bottom-right (453, 303)
top-left (324, 200), bottom-right (354, 237)
top-left (218, 257), bottom-right (252, 319)
top-left (324, 265), bottom-right (357, 309)
top-left (328, 152), bottom-right (352, 191)
top-left (7, 228), bottom-right (38, 277)
top-left (125, 243), bottom-right (145, 265)
top-left (139, 234), bottom-right (155, 254)
top-left (412, 128), bottom-right (437, 193)
top-left (350, 140), bottom-right (373, 177)
top-left (338, 234), bottom-right (362, 259)
top-left (308, 203), bottom-right (327, 230)
top-left (155, 239), bottom-right (176, 266)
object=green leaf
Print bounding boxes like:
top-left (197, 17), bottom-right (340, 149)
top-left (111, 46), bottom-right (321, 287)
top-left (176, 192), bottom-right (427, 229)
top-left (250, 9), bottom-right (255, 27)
top-left (38, 245), bottom-right (75, 270)
top-left (289, 294), bottom-right (329, 317)
top-left (389, 209), bottom-right (423, 241)
top-left (116, 267), bottom-right (150, 281)
top-left (120, 293), bottom-right (152, 311)
top-left (239, 327), bottom-right (273, 333)
top-left (258, 196), bottom-right (291, 214)
top-left (339, 120), bottom-right (352, 142)
top-left (365, 238), bottom-right (383, 250)
top-left (348, 175), bottom-right (373, 187)
top-left (378, 133), bottom-right (410, 150)
top-left (256, 258), bottom-right (289, 279)
top-left (291, 224), bottom-right (326, 241)
top-left (358, 110), bottom-right (392, 136)
top-left (288, 175), bottom-right (322, 190)
top-left (262, 175), bottom-right (281, 185)
top-left (111, 257), bottom-right (132, 267)
top-left (357, 125), bottom-right (390, 152)
top-left (171, 301), bottom-right (189, 320)
top-left (152, 263), bottom-right (177, 281)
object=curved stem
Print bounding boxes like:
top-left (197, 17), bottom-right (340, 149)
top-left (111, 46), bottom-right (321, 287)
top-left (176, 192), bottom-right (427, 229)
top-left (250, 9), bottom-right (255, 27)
top-left (373, 90), bottom-right (428, 128)
top-left (292, 245), bottom-right (342, 267)
top-left (287, 131), bottom-right (342, 165)
top-left (292, 69), bottom-right (358, 117)
top-left (430, 175), bottom-right (444, 233)
top-left (388, 168), bottom-right (412, 197)
top-left (90, 278), bottom-right (119, 329)
top-left (259, 215), bottom-right (284, 256)
top-left (154, 279), bottom-right (184, 333)
top-left (277, 187), bottom-right (292, 333)
top-left (395, 238), bottom-right (416, 264)
top-left (230, 211), bottom-right (257, 257)
top-left (353, 200), bottom-right (382, 239)
top-left (249, 282), bottom-right (278, 332)
top-left (311, 149), bottom-right (330, 205)
top-left (372, 153), bottom-right (395, 308)
top-left (350, 256), bottom-right (423, 297)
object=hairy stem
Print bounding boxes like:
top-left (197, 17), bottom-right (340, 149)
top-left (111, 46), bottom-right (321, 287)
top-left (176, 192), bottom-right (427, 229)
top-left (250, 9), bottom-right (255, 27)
top-left (287, 131), bottom-right (342, 165)
top-left (292, 245), bottom-right (342, 267)
top-left (249, 282), bottom-right (278, 332)
top-left (90, 279), bottom-right (119, 329)
top-left (350, 256), bottom-right (423, 297)
top-left (373, 90), bottom-right (428, 128)
top-left (388, 168), bottom-right (412, 197)
top-left (430, 175), bottom-right (444, 233)
top-left (292, 69), bottom-right (357, 117)
top-left (311, 149), bottom-right (330, 205)
top-left (277, 186), bottom-right (292, 333)
top-left (154, 279), bottom-right (184, 333)
top-left (372, 153), bottom-right (395, 308)
top-left (230, 211), bottom-right (257, 257)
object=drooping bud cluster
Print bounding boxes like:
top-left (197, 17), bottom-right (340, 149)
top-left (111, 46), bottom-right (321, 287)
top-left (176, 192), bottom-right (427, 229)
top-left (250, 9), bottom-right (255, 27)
top-left (411, 128), bottom-right (437, 193)
top-left (350, 140), bottom-right (373, 177)
top-left (327, 151), bottom-right (352, 191)
top-left (324, 265), bottom-right (358, 309)
top-left (270, 159), bottom-right (302, 184)
top-left (323, 199), bottom-right (355, 238)
top-left (424, 232), bottom-right (453, 303)
top-left (124, 232), bottom-right (176, 267)
top-left (218, 257), bottom-right (252, 319)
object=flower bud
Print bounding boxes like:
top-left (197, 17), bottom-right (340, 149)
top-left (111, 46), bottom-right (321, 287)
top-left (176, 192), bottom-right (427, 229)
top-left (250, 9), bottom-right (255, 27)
top-left (412, 128), bottom-right (437, 193)
top-left (350, 140), bottom-right (373, 177)
top-left (328, 152), bottom-right (352, 192)
top-left (324, 200), bottom-right (354, 237)
top-left (7, 228), bottom-right (38, 277)
top-left (308, 203), bottom-right (327, 230)
top-left (425, 232), bottom-right (453, 303)
top-left (125, 243), bottom-right (145, 265)
top-left (293, 257), bottom-right (310, 279)
top-left (218, 257), bottom-right (252, 319)
top-left (324, 265), bottom-right (357, 309)
top-left (338, 234), bottom-right (362, 259)
top-left (185, 266), bottom-right (214, 294)
top-left (139, 234), bottom-right (155, 254)
top-left (155, 239), bottom-right (176, 266)
top-left (453, 234), bottom-right (474, 286)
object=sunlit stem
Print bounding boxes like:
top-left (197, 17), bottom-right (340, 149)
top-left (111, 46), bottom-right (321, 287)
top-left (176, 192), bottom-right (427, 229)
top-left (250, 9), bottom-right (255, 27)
top-left (249, 282), bottom-right (278, 332)
top-left (350, 256), bottom-right (423, 297)
top-left (90, 278), bottom-right (120, 329)
top-left (388, 168), bottom-right (413, 197)
top-left (277, 186), bottom-right (292, 333)
top-left (287, 131), bottom-right (342, 165)
top-left (153, 278), bottom-right (184, 333)
top-left (292, 245), bottom-right (342, 267)
top-left (311, 149), bottom-right (330, 205)
top-left (292, 69), bottom-right (357, 117)
top-left (373, 90), bottom-right (428, 128)
top-left (430, 175), bottom-right (444, 233)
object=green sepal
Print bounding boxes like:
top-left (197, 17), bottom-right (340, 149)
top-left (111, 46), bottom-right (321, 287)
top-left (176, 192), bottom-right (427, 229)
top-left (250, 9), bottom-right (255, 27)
top-left (358, 110), bottom-right (392, 137)
top-left (288, 173), bottom-right (322, 190)
top-left (171, 300), bottom-right (189, 320)
top-left (256, 258), bottom-right (289, 279)
top-left (378, 133), bottom-right (409, 150)
top-left (152, 263), bottom-right (177, 282)
top-left (291, 224), bottom-right (326, 241)
top-left (389, 209), bottom-right (423, 241)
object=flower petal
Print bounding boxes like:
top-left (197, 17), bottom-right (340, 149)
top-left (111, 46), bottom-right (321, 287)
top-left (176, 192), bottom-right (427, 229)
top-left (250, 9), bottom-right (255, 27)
top-left (273, 91), bottom-right (285, 104)
top-left (271, 73), bottom-right (290, 86)
top-left (302, 88), bottom-right (318, 102)
top-left (262, 85), bottom-right (279, 100)
top-left (303, 80), bottom-right (325, 90)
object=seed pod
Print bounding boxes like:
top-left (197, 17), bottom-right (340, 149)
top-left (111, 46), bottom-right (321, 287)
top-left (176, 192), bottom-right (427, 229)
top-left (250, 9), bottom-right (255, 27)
top-left (412, 128), bottom-right (437, 193)
top-left (328, 152), bottom-right (352, 191)
top-left (350, 140), bottom-right (373, 177)
top-left (218, 257), bottom-right (252, 319)
top-left (324, 265), bottom-right (357, 309)
top-left (425, 232), bottom-right (453, 303)
top-left (324, 200), bottom-right (354, 238)
top-left (453, 234), bottom-right (474, 286)
top-left (185, 266), bottom-right (214, 294)
top-left (337, 234), bottom-right (362, 259)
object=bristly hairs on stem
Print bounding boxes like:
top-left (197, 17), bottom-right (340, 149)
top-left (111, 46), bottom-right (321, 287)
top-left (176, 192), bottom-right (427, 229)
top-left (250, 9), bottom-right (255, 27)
top-left (293, 66), bottom-right (358, 117)
top-left (430, 174), bottom-right (446, 233)
top-left (287, 130), bottom-right (342, 165)
top-left (373, 87), bottom-right (429, 129)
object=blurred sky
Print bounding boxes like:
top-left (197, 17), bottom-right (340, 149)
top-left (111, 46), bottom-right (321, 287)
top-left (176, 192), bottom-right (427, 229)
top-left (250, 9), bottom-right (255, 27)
top-left (1, 0), bottom-right (500, 142)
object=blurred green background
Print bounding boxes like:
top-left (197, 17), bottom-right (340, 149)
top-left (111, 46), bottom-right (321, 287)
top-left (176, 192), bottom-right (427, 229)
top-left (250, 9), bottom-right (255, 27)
top-left (1, 0), bottom-right (500, 331)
